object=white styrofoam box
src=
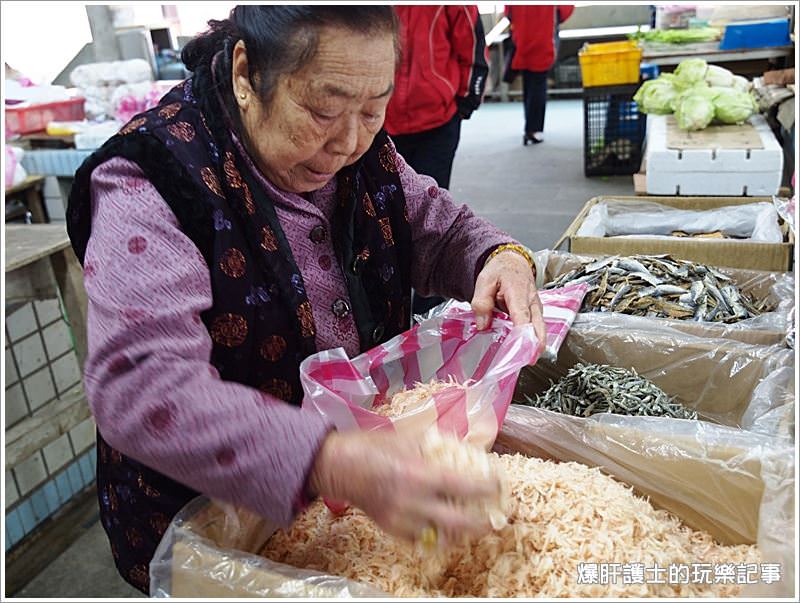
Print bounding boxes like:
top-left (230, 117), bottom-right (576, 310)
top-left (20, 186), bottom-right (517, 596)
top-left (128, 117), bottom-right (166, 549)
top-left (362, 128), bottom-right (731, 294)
top-left (23, 367), bottom-right (57, 411)
top-left (6, 471), bottom-right (20, 508)
top-left (13, 334), bottom-right (47, 378)
top-left (646, 171), bottom-right (783, 196)
top-left (20, 149), bottom-right (94, 177)
top-left (6, 303), bottom-right (37, 342)
top-left (42, 320), bottom-right (73, 361)
top-left (13, 452), bottom-right (48, 496)
top-left (34, 299), bottom-right (62, 327)
top-left (646, 114), bottom-right (784, 196)
top-left (69, 417), bottom-right (96, 455)
top-left (6, 346), bottom-right (19, 386)
top-left (51, 352), bottom-right (82, 394)
top-left (42, 434), bottom-right (75, 474)
top-left (5, 383), bottom-right (29, 426)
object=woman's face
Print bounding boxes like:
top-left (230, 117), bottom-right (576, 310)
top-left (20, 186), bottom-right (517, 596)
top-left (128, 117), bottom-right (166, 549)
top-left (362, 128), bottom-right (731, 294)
top-left (233, 26), bottom-right (396, 193)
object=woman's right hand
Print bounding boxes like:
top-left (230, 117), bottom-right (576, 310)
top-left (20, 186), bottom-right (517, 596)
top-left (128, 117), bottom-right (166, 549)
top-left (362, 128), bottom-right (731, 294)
top-left (308, 430), bottom-right (500, 547)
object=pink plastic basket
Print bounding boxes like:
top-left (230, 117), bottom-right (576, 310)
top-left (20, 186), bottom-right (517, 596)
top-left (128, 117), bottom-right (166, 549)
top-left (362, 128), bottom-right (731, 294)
top-left (6, 98), bottom-right (86, 135)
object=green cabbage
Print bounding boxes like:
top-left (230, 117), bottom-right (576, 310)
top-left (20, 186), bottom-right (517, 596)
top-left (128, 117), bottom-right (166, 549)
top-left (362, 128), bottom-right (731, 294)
top-left (705, 64), bottom-right (735, 87)
top-left (712, 87), bottom-right (756, 124)
top-left (669, 82), bottom-right (714, 112)
top-left (630, 59), bottom-right (756, 130)
top-left (732, 75), bottom-right (751, 92)
top-left (633, 78), bottom-right (678, 114)
top-left (675, 94), bottom-right (715, 131)
top-left (674, 59), bottom-right (708, 90)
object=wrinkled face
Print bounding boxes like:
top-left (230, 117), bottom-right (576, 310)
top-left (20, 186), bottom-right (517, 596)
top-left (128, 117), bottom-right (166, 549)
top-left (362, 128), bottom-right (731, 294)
top-left (233, 26), bottom-right (396, 193)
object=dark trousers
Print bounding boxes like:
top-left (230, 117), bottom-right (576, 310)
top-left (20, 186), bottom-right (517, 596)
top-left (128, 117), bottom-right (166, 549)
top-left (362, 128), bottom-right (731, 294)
top-left (522, 70), bottom-right (548, 134)
top-left (391, 113), bottom-right (462, 316)
top-left (391, 112), bottom-right (462, 189)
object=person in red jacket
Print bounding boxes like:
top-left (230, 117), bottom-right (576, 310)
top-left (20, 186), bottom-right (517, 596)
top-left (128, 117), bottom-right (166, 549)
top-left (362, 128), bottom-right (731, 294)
top-left (385, 5), bottom-right (489, 315)
top-left (505, 4), bottom-right (574, 145)
top-left (385, 5), bottom-right (488, 190)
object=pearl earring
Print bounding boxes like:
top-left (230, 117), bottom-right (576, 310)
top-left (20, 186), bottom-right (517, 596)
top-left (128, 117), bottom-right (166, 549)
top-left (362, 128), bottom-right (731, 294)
top-left (239, 93), bottom-right (246, 100)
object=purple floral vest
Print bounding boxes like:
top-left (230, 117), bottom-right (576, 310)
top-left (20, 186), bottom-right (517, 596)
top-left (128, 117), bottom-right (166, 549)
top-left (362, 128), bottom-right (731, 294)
top-left (67, 80), bottom-right (412, 592)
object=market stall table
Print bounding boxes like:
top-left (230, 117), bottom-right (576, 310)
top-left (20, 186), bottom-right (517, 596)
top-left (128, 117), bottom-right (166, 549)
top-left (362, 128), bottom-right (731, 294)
top-left (641, 42), bottom-right (793, 75)
top-left (5, 223), bottom-right (88, 366)
top-left (5, 175), bottom-right (48, 223)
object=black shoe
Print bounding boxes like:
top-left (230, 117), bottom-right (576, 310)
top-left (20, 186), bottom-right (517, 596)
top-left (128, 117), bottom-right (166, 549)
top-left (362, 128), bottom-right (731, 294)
top-left (523, 134), bottom-right (534, 146)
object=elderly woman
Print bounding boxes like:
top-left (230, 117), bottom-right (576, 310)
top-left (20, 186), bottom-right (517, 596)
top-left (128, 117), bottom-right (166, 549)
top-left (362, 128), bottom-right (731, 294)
top-left (67, 5), bottom-right (545, 593)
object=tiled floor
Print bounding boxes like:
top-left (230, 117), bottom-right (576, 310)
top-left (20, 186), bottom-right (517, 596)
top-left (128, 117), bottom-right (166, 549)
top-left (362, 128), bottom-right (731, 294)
top-left (10, 98), bottom-right (634, 597)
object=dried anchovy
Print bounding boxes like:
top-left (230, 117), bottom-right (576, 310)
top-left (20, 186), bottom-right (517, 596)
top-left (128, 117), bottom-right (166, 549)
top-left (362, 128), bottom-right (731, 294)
top-left (544, 254), bottom-right (774, 324)
top-left (521, 363), bottom-right (697, 420)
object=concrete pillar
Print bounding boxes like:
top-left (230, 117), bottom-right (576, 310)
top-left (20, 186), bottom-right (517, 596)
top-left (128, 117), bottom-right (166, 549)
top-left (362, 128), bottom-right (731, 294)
top-left (85, 5), bottom-right (121, 62)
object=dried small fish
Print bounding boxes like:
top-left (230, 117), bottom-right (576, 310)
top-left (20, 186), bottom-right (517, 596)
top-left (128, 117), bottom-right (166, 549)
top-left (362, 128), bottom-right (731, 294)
top-left (585, 256), bottom-right (615, 273)
top-left (616, 257), bottom-right (650, 274)
top-left (521, 363), bottom-right (697, 420)
top-left (609, 283), bottom-right (631, 309)
top-left (544, 254), bottom-right (772, 324)
top-left (689, 281), bottom-right (705, 304)
top-left (652, 284), bottom-right (688, 297)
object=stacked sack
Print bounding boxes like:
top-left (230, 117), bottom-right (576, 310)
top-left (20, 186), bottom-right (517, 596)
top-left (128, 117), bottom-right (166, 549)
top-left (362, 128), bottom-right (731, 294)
top-left (70, 58), bottom-right (157, 122)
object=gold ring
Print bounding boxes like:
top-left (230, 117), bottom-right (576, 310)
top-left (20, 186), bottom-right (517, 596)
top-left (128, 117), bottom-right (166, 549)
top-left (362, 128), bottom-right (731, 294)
top-left (420, 525), bottom-right (438, 550)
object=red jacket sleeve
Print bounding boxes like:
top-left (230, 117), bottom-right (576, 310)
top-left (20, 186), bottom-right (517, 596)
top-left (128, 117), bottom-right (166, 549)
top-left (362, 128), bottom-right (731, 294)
top-left (558, 5), bottom-right (575, 24)
top-left (446, 5), bottom-right (489, 119)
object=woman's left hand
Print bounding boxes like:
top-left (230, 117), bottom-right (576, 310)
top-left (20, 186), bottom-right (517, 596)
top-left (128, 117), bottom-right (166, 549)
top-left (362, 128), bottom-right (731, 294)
top-left (471, 250), bottom-right (546, 352)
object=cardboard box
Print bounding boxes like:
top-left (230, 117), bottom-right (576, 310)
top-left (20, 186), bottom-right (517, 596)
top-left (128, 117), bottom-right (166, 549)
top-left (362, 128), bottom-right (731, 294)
top-left (555, 195), bottom-right (793, 273)
top-left (539, 249), bottom-right (793, 346)
top-left (498, 324), bottom-right (794, 548)
top-left (513, 323), bottom-right (794, 435)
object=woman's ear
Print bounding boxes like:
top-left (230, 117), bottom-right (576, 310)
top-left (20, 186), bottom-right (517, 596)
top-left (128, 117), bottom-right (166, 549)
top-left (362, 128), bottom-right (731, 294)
top-left (231, 40), bottom-right (254, 108)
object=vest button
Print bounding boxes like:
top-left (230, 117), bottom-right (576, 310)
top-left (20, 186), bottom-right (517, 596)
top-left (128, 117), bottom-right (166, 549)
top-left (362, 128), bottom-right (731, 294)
top-left (332, 298), bottom-right (351, 318)
top-left (372, 324), bottom-right (385, 343)
top-left (309, 225), bottom-right (327, 244)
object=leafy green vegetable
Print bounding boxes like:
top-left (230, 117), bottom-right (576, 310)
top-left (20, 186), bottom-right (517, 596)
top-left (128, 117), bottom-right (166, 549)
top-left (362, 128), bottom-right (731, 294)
top-left (669, 82), bottom-right (714, 112)
top-left (630, 58), bottom-right (757, 130)
top-left (633, 77), bottom-right (678, 114)
top-left (705, 64), bottom-right (734, 87)
top-left (674, 59), bottom-right (708, 90)
top-left (629, 27), bottom-right (721, 44)
top-left (675, 94), bottom-right (715, 131)
top-left (711, 88), bottom-right (756, 124)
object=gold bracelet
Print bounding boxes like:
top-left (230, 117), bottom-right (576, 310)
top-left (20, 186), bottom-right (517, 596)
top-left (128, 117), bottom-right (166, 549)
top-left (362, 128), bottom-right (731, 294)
top-left (485, 243), bottom-right (536, 276)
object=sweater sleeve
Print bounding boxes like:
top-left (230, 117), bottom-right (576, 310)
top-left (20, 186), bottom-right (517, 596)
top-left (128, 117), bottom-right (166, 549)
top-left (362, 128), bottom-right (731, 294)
top-left (82, 157), bottom-right (333, 527)
top-left (393, 143), bottom-right (516, 301)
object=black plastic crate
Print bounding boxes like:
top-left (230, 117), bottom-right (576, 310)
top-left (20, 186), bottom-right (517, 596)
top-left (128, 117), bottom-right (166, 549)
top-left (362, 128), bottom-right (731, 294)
top-left (552, 56), bottom-right (582, 89)
top-left (583, 84), bottom-right (646, 177)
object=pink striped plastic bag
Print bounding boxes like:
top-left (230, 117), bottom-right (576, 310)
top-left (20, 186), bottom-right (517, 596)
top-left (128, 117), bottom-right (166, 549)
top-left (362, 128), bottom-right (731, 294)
top-left (300, 284), bottom-right (588, 449)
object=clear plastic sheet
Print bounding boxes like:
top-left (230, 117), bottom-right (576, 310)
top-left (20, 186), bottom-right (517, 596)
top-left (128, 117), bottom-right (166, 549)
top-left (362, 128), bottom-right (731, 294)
top-left (740, 366), bottom-right (795, 439)
top-left (772, 194), bottom-right (796, 237)
top-left (493, 407), bottom-right (794, 597)
top-left (500, 311), bottom-right (795, 596)
top-left (150, 496), bottom-right (386, 597)
top-left (576, 199), bottom-right (785, 242)
top-left (516, 312), bottom-right (794, 431)
top-left (536, 249), bottom-right (795, 346)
